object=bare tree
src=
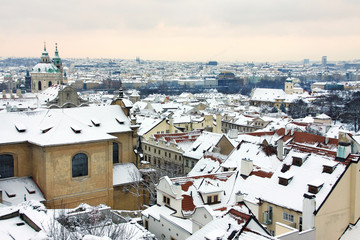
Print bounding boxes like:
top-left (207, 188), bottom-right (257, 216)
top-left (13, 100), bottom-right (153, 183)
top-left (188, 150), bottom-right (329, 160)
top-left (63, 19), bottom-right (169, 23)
top-left (44, 205), bottom-right (139, 240)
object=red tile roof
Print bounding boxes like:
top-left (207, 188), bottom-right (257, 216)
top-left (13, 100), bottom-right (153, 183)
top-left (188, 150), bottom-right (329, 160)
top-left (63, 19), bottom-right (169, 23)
top-left (250, 170), bottom-right (273, 178)
top-left (182, 194), bottom-right (196, 212)
top-left (227, 208), bottom-right (251, 224)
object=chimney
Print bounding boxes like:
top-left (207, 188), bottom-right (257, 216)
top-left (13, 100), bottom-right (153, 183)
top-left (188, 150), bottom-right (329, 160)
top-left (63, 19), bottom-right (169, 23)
top-left (169, 117), bottom-right (174, 133)
top-left (216, 113), bottom-right (222, 133)
top-left (285, 127), bottom-right (289, 135)
top-left (325, 137), bottom-right (329, 145)
top-left (302, 194), bottom-right (316, 231)
top-left (277, 139), bottom-right (284, 160)
top-left (235, 191), bottom-right (245, 203)
top-left (227, 129), bottom-right (238, 139)
top-left (241, 158), bottom-right (253, 176)
top-left (172, 182), bottom-right (182, 197)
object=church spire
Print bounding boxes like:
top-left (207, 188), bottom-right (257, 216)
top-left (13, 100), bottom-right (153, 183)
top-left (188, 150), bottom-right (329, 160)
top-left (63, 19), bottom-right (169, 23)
top-left (41, 41), bottom-right (50, 63)
top-left (54, 43), bottom-right (59, 57)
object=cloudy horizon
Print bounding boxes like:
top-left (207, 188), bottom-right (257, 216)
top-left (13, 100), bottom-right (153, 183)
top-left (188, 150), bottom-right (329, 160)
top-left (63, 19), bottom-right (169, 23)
top-left (1, 0), bottom-right (360, 62)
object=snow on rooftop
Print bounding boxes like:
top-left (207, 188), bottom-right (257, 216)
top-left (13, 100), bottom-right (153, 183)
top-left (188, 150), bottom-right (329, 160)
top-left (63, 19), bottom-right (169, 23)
top-left (235, 148), bottom-right (347, 212)
top-left (113, 163), bottom-right (141, 186)
top-left (0, 105), bottom-right (130, 146)
top-left (0, 177), bottom-right (45, 206)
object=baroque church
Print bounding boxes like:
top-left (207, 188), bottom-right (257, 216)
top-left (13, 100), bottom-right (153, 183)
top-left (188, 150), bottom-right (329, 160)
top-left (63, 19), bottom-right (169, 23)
top-left (31, 43), bottom-right (63, 92)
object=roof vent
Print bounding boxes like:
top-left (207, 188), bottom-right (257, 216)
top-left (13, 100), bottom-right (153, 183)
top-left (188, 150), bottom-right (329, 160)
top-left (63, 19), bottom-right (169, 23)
top-left (25, 186), bottom-right (36, 194)
top-left (71, 125), bottom-right (82, 134)
top-left (115, 118), bottom-right (125, 125)
top-left (6, 190), bottom-right (16, 198)
top-left (41, 126), bottom-right (53, 134)
top-left (15, 123), bottom-right (26, 133)
top-left (91, 119), bottom-right (100, 127)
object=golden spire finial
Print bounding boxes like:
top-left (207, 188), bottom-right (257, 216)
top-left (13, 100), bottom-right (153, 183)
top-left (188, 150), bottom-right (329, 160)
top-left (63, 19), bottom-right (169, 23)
top-left (44, 41), bottom-right (46, 51)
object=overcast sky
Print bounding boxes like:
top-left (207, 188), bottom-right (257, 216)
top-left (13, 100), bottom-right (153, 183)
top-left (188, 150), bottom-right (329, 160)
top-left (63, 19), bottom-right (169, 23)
top-left (1, 0), bottom-right (359, 62)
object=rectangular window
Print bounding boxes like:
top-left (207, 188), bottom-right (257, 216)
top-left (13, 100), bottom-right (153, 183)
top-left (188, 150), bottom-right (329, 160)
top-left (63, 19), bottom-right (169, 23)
top-left (283, 212), bottom-right (294, 222)
top-left (191, 161), bottom-right (195, 168)
top-left (154, 148), bottom-right (156, 153)
top-left (207, 196), bottom-right (212, 203)
top-left (163, 196), bottom-right (170, 205)
top-left (144, 145), bottom-right (147, 151)
top-left (165, 152), bottom-right (167, 157)
top-left (175, 155), bottom-right (177, 160)
top-left (158, 149), bottom-right (161, 154)
top-left (169, 153), bottom-right (171, 158)
top-left (185, 160), bottom-right (189, 167)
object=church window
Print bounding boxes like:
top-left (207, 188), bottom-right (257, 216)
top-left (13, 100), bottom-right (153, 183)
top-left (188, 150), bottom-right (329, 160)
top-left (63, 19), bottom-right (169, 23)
top-left (113, 142), bottom-right (119, 164)
top-left (0, 154), bottom-right (14, 179)
top-left (72, 153), bottom-right (88, 178)
top-left (38, 81), bottom-right (42, 90)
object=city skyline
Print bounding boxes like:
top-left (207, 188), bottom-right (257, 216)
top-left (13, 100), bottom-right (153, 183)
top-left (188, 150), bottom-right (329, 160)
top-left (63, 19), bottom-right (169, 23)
top-left (1, 0), bottom-right (360, 62)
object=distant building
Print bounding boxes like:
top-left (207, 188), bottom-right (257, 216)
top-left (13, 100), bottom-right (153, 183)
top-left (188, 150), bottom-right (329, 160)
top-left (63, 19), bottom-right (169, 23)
top-left (25, 70), bottom-right (31, 92)
top-left (31, 43), bottom-right (63, 92)
top-left (322, 56), bottom-right (327, 67)
top-left (207, 61), bottom-right (218, 66)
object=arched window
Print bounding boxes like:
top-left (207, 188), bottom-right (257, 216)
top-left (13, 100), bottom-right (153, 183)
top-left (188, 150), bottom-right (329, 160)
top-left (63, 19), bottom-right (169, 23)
top-left (0, 154), bottom-right (14, 179)
top-left (72, 153), bottom-right (88, 178)
top-left (113, 142), bottom-right (119, 164)
top-left (38, 81), bottom-right (42, 91)
top-left (48, 81), bottom-right (52, 87)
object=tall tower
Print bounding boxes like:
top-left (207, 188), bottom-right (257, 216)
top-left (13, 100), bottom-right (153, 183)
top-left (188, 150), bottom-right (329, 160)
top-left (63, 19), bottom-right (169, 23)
top-left (40, 42), bottom-right (51, 63)
top-left (52, 43), bottom-right (63, 77)
top-left (322, 56), bottom-right (327, 67)
top-left (284, 78), bottom-right (294, 94)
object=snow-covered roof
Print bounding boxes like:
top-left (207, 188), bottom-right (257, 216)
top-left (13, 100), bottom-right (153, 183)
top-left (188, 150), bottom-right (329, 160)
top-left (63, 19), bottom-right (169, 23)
top-left (183, 132), bottom-right (225, 160)
top-left (137, 116), bottom-right (164, 136)
top-left (236, 145), bottom-right (348, 212)
top-left (0, 177), bottom-right (45, 206)
top-left (113, 163), bottom-right (142, 186)
top-left (31, 63), bottom-right (60, 74)
top-left (188, 207), bottom-right (271, 240)
top-left (251, 88), bottom-right (286, 102)
top-left (0, 105), bottom-right (131, 146)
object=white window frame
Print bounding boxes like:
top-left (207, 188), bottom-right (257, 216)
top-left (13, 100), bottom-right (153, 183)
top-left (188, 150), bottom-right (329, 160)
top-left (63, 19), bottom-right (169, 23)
top-left (283, 212), bottom-right (294, 223)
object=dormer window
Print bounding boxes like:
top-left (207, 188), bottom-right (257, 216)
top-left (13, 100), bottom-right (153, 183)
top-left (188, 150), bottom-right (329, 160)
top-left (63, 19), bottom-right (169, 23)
top-left (292, 157), bottom-right (302, 166)
top-left (323, 162), bottom-right (338, 174)
top-left (207, 194), bottom-right (219, 204)
top-left (308, 180), bottom-right (324, 194)
top-left (292, 153), bottom-right (308, 166)
top-left (278, 173), bottom-right (293, 186)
